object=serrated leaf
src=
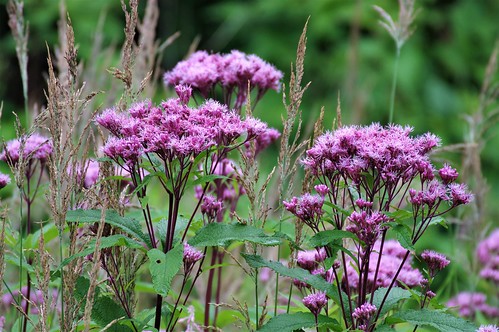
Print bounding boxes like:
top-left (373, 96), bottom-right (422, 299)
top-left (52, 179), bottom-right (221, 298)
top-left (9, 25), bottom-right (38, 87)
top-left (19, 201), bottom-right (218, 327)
top-left (66, 209), bottom-right (152, 249)
top-left (58, 234), bottom-right (146, 269)
top-left (386, 309), bottom-right (477, 332)
top-left (308, 230), bottom-right (358, 248)
top-left (428, 216), bottom-right (448, 229)
top-left (258, 312), bottom-right (341, 332)
top-left (73, 276), bottom-right (132, 331)
top-left (148, 245), bottom-right (183, 297)
top-left (389, 224), bottom-right (414, 251)
top-left (372, 287), bottom-right (414, 318)
top-left (242, 254), bottom-right (350, 320)
top-left (189, 223), bottom-right (283, 247)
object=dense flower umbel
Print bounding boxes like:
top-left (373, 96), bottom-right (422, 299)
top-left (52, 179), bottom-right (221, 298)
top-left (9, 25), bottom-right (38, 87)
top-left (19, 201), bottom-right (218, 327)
top-left (96, 91), bottom-right (273, 169)
top-left (0, 133), bottom-right (53, 165)
top-left (302, 292), bottom-right (328, 317)
top-left (164, 50), bottom-right (283, 111)
top-left (477, 325), bottom-right (498, 332)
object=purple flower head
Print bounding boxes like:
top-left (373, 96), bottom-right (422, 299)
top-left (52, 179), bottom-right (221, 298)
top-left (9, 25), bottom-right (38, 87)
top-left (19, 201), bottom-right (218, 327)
top-left (448, 183), bottom-right (473, 206)
top-left (314, 184), bottom-right (329, 197)
top-left (477, 325), bottom-right (498, 332)
top-left (1, 134), bottom-right (53, 165)
top-left (164, 51), bottom-right (221, 97)
top-left (346, 211), bottom-right (388, 246)
top-left (355, 198), bottom-right (373, 209)
top-left (183, 243), bottom-right (204, 274)
top-left (184, 243), bottom-right (204, 264)
top-left (302, 292), bottom-right (327, 316)
top-left (421, 250), bottom-right (450, 275)
top-left (352, 302), bottom-right (377, 321)
top-left (175, 84), bottom-right (193, 104)
top-left (245, 127), bottom-right (280, 156)
top-left (95, 108), bottom-right (127, 136)
top-left (0, 173), bottom-right (10, 189)
top-left (448, 292), bottom-right (499, 318)
top-left (200, 195), bottom-right (223, 221)
top-left (426, 290), bottom-right (436, 299)
top-left (283, 193), bottom-right (324, 225)
top-left (303, 124), bottom-right (442, 189)
top-left (439, 163), bottom-right (459, 184)
top-left (102, 136), bottom-right (143, 167)
top-left (296, 248), bottom-right (326, 272)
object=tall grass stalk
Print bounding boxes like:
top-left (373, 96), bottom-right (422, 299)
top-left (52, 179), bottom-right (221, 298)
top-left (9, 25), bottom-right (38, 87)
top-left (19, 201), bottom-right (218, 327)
top-left (389, 46), bottom-right (401, 123)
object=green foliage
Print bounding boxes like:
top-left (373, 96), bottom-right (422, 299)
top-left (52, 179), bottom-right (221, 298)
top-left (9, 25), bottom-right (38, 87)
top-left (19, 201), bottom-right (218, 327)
top-left (66, 209), bottom-right (153, 248)
top-left (73, 276), bottom-right (133, 331)
top-left (385, 308), bottom-right (477, 332)
top-left (147, 244), bottom-right (183, 297)
top-left (189, 223), bottom-right (284, 247)
top-left (242, 253), bottom-right (349, 317)
top-left (258, 312), bottom-right (342, 332)
top-left (59, 234), bottom-right (146, 269)
top-left (372, 287), bottom-right (415, 319)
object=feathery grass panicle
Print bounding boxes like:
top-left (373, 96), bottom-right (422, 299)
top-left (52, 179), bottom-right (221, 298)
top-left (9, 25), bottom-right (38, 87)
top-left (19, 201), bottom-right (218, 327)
top-left (373, 0), bottom-right (419, 51)
top-left (7, 0), bottom-right (30, 128)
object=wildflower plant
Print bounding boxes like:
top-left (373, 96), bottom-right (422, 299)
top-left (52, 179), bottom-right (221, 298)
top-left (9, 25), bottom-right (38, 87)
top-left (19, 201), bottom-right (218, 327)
top-left (0, 0), bottom-right (495, 331)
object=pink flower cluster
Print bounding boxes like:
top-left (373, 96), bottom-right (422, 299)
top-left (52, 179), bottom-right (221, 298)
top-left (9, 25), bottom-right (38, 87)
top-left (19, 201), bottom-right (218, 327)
top-left (345, 211), bottom-right (389, 246)
top-left (0, 173), bottom-right (10, 189)
top-left (1, 133), bottom-right (53, 165)
top-left (183, 243), bottom-right (204, 275)
top-left (303, 124), bottom-right (439, 184)
top-left (302, 291), bottom-right (328, 316)
top-left (477, 325), bottom-right (498, 332)
top-left (96, 91), bottom-right (274, 168)
top-left (344, 240), bottom-right (423, 290)
top-left (164, 50), bottom-right (283, 110)
top-left (447, 292), bottom-right (499, 319)
top-left (476, 229), bottom-right (499, 284)
top-left (421, 250), bottom-right (450, 277)
top-left (353, 302), bottom-right (377, 330)
top-left (283, 193), bottom-right (324, 229)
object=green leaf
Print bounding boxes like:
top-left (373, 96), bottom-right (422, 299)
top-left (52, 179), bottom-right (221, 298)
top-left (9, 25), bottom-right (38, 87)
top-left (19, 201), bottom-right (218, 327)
top-left (372, 287), bottom-right (414, 319)
top-left (24, 223), bottom-right (58, 249)
top-left (66, 209), bottom-right (152, 249)
top-left (59, 234), bottom-right (146, 269)
top-left (389, 224), bottom-right (414, 251)
top-left (385, 309), bottom-right (477, 332)
top-left (258, 312), bottom-right (341, 332)
top-left (428, 216), bottom-right (448, 229)
top-left (147, 245), bottom-right (183, 297)
top-left (374, 325), bottom-right (397, 332)
top-left (242, 254), bottom-right (350, 320)
top-left (323, 201), bottom-right (351, 217)
top-left (189, 223), bottom-right (283, 247)
top-left (308, 230), bottom-right (358, 248)
top-left (73, 276), bottom-right (132, 331)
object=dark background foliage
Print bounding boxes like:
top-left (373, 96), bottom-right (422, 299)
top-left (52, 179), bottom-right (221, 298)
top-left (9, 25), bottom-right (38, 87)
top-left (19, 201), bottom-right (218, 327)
top-left (0, 0), bottom-right (498, 215)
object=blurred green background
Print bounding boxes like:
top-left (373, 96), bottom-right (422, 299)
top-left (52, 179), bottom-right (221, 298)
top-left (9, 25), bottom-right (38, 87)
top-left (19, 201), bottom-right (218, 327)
top-left (0, 0), bottom-right (497, 213)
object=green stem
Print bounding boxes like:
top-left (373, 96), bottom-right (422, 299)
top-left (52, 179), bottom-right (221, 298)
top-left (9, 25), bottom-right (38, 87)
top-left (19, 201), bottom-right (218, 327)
top-left (388, 46), bottom-right (401, 124)
top-left (255, 268), bottom-right (259, 330)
